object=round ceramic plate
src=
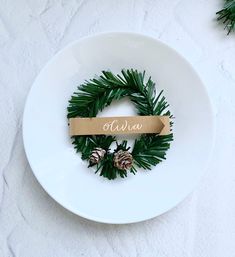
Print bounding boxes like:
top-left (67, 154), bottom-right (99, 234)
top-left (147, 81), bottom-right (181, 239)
top-left (23, 32), bottom-right (215, 224)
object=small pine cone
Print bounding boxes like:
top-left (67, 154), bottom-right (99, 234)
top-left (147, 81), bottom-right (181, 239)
top-left (113, 150), bottom-right (133, 170)
top-left (89, 147), bottom-right (106, 165)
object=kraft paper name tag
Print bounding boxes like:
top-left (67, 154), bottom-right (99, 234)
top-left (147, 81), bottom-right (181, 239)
top-left (69, 116), bottom-right (170, 136)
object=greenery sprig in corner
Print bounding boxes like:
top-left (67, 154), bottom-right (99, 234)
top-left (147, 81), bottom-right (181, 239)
top-left (217, 0), bottom-right (235, 34)
top-left (67, 69), bottom-right (173, 180)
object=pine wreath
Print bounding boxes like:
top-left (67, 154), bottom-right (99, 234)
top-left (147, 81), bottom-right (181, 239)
top-left (67, 69), bottom-right (173, 180)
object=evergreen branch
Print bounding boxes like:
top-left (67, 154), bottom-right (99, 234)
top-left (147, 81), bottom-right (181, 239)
top-left (217, 0), bottom-right (235, 34)
top-left (132, 134), bottom-right (173, 170)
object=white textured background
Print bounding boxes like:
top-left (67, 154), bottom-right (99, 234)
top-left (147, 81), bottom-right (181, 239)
top-left (0, 0), bottom-right (235, 256)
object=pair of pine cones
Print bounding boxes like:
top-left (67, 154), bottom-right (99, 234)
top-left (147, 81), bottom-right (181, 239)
top-left (89, 147), bottom-right (133, 170)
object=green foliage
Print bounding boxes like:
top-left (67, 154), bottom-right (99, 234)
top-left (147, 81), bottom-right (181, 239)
top-left (67, 69), bottom-right (173, 180)
top-left (217, 0), bottom-right (235, 35)
top-left (132, 134), bottom-right (173, 170)
top-left (98, 153), bottom-right (128, 180)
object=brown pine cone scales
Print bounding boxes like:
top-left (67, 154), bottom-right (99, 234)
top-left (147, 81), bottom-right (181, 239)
top-left (113, 150), bottom-right (133, 170)
top-left (89, 147), bottom-right (106, 165)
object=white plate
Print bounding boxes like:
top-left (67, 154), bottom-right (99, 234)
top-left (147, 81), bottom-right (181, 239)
top-left (23, 32), bottom-right (215, 224)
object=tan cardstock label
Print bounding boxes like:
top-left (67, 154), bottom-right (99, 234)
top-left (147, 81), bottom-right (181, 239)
top-left (69, 116), bottom-right (170, 136)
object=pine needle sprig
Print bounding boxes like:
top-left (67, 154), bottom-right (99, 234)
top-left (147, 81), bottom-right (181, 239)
top-left (217, 0), bottom-right (235, 35)
top-left (132, 134), bottom-right (173, 170)
top-left (67, 69), bottom-right (173, 179)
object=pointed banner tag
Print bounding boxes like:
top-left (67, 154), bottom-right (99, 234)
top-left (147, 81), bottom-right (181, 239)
top-left (69, 116), bottom-right (170, 136)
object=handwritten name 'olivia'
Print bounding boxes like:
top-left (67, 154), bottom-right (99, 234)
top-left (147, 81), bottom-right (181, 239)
top-left (103, 120), bottom-right (143, 132)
